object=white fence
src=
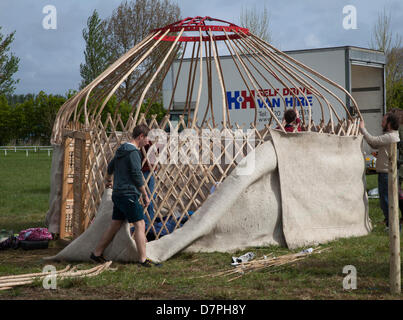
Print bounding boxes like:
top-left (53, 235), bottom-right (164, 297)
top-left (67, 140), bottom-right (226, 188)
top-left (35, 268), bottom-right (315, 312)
top-left (0, 146), bottom-right (53, 157)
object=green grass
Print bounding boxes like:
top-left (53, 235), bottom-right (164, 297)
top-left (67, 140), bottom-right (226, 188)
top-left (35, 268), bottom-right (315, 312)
top-left (0, 151), bottom-right (51, 232)
top-left (0, 152), bottom-right (402, 300)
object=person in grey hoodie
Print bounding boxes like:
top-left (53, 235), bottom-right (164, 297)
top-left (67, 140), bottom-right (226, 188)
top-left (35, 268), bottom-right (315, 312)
top-left (91, 124), bottom-right (153, 266)
top-left (360, 112), bottom-right (400, 228)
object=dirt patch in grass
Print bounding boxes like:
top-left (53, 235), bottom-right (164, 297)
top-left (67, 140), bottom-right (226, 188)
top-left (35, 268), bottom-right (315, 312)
top-left (1, 248), bottom-right (60, 266)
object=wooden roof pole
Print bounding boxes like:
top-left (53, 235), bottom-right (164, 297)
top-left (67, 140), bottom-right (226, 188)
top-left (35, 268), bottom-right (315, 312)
top-left (95, 29), bottom-right (171, 124)
top-left (82, 32), bottom-right (158, 126)
top-left (232, 31), bottom-right (312, 130)
top-left (251, 33), bottom-right (362, 121)
top-left (223, 29), bottom-right (285, 132)
top-left (235, 35), bottom-right (326, 128)
top-left (133, 28), bottom-right (185, 126)
top-left (212, 34), bottom-right (231, 128)
top-left (183, 39), bottom-right (197, 120)
top-left (242, 34), bottom-right (345, 132)
top-left (227, 38), bottom-right (289, 126)
top-left (223, 39), bottom-right (260, 126)
top-left (191, 29), bottom-right (204, 128)
top-left (209, 29), bottom-right (227, 128)
top-left (167, 42), bottom-right (188, 114)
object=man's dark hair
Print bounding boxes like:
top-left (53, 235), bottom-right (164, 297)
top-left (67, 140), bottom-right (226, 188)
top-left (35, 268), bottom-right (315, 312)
top-left (386, 113), bottom-right (400, 131)
top-left (390, 108), bottom-right (403, 125)
top-left (284, 109), bottom-right (297, 124)
top-left (132, 124), bottom-right (150, 139)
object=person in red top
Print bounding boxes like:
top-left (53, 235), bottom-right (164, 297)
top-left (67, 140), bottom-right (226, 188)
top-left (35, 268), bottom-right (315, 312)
top-left (281, 108), bottom-right (302, 132)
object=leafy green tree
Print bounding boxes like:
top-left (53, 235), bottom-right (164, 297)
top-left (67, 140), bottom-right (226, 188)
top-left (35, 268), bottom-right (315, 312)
top-left (388, 80), bottom-right (403, 109)
top-left (8, 101), bottom-right (25, 143)
top-left (34, 92), bottom-right (66, 143)
top-left (0, 27), bottom-right (20, 95)
top-left (0, 95), bottom-right (12, 145)
top-left (140, 99), bottom-right (167, 122)
top-left (3, 92), bottom-right (66, 145)
top-left (80, 10), bottom-right (111, 89)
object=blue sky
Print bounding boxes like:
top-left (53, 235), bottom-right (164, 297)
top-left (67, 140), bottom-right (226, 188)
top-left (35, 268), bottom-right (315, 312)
top-left (0, 0), bottom-right (402, 94)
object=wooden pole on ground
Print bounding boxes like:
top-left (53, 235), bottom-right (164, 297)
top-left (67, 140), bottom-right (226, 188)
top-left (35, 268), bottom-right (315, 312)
top-left (388, 142), bottom-right (401, 294)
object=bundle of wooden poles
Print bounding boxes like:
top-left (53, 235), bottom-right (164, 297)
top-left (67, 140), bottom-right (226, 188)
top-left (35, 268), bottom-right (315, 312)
top-left (201, 247), bottom-right (331, 282)
top-left (0, 261), bottom-right (114, 291)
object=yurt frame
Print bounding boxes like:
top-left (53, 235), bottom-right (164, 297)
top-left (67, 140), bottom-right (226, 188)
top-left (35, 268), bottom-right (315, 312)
top-left (51, 16), bottom-right (363, 240)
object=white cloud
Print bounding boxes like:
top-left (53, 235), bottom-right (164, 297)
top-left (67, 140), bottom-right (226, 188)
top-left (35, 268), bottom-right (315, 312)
top-left (304, 33), bottom-right (321, 48)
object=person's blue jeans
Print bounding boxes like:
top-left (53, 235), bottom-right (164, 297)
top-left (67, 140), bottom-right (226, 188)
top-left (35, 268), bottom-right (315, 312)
top-left (378, 173), bottom-right (389, 226)
top-left (143, 171), bottom-right (155, 229)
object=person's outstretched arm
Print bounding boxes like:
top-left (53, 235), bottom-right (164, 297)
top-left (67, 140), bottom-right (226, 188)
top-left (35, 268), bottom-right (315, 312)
top-left (360, 120), bottom-right (395, 148)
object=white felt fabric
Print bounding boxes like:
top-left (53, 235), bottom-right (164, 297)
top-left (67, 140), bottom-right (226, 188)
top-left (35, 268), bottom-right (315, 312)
top-left (147, 140), bottom-right (284, 262)
top-left (270, 129), bottom-right (372, 249)
top-left (45, 144), bottom-right (64, 234)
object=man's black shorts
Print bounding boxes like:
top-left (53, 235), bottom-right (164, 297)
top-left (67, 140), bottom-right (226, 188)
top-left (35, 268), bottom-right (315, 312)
top-left (112, 194), bottom-right (144, 223)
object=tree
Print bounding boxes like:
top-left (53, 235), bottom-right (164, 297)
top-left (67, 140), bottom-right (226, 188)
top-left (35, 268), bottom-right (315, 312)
top-left (239, 4), bottom-right (271, 43)
top-left (2, 92), bottom-right (66, 145)
top-left (140, 98), bottom-right (167, 122)
top-left (388, 79), bottom-right (403, 109)
top-left (0, 95), bottom-right (12, 145)
top-left (80, 10), bottom-right (111, 89)
top-left (103, 0), bottom-right (181, 105)
top-left (0, 27), bottom-right (20, 95)
top-left (370, 8), bottom-right (403, 110)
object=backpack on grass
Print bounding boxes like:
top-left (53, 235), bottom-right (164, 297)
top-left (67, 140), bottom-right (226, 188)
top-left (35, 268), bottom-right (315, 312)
top-left (17, 228), bottom-right (53, 241)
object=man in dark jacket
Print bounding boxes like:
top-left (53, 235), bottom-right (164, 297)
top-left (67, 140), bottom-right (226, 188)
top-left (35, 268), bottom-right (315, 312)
top-left (91, 124), bottom-right (153, 266)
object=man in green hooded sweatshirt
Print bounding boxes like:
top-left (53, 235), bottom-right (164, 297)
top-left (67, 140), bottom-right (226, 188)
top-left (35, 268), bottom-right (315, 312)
top-left (91, 124), bottom-right (154, 267)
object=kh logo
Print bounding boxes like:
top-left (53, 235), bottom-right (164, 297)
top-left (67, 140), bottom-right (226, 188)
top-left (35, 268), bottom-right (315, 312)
top-left (226, 90), bottom-right (256, 109)
top-left (226, 90), bottom-right (313, 110)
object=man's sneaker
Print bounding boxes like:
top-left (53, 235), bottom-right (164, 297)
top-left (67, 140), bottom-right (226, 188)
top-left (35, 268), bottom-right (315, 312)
top-left (90, 252), bottom-right (107, 263)
top-left (139, 258), bottom-right (153, 268)
top-left (139, 258), bottom-right (162, 268)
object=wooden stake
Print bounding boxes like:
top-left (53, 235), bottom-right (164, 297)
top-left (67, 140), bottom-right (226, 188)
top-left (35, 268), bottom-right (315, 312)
top-left (388, 142), bottom-right (401, 294)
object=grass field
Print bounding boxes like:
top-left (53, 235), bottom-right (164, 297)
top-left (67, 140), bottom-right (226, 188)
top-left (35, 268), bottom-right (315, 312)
top-left (0, 151), bottom-right (402, 300)
top-left (0, 151), bottom-right (51, 232)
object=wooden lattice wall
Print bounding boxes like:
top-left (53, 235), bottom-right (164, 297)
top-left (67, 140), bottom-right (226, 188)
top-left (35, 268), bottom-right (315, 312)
top-left (58, 111), bottom-right (362, 240)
